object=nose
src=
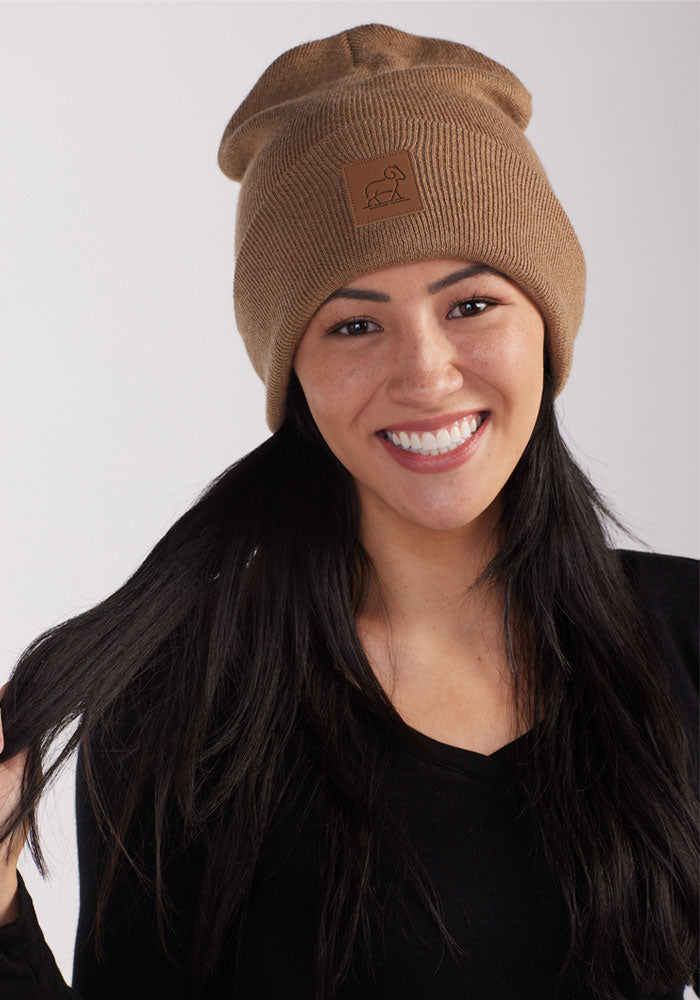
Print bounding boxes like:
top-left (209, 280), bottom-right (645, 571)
top-left (385, 319), bottom-right (463, 408)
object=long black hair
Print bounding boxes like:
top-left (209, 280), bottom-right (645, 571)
top-left (1, 359), bottom-right (698, 999)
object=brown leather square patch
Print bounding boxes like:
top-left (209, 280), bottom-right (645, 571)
top-left (341, 149), bottom-right (424, 227)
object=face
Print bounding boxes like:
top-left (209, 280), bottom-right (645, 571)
top-left (292, 257), bottom-right (545, 539)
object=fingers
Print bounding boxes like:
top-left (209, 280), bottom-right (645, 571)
top-left (0, 681), bottom-right (29, 834)
top-left (0, 682), bottom-right (6, 755)
top-left (0, 682), bottom-right (31, 871)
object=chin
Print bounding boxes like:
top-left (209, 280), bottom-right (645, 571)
top-left (395, 501), bottom-right (496, 534)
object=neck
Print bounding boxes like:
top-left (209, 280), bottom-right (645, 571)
top-left (355, 492), bottom-right (504, 644)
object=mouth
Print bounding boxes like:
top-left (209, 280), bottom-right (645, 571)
top-left (377, 411), bottom-right (489, 457)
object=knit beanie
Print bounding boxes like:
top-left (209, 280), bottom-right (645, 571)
top-left (217, 22), bottom-right (586, 433)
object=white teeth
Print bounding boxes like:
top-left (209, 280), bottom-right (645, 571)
top-left (436, 428), bottom-right (451, 449)
top-left (382, 413), bottom-right (486, 456)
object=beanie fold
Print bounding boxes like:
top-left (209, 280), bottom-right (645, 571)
top-left (231, 120), bottom-right (585, 431)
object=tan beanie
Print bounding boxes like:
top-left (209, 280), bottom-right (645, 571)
top-left (218, 22), bottom-right (586, 433)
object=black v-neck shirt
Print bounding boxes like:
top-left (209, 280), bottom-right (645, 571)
top-left (0, 549), bottom-right (697, 999)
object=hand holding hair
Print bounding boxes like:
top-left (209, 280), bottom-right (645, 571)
top-left (0, 682), bottom-right (29, 926)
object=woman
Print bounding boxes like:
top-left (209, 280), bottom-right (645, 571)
top-left (0, 22), bottom-right (697, 1000)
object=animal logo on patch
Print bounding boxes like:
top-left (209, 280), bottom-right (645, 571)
top-left (364, 164), bottom-right (408, 208)
top-left (341, 149), bottom-right (424, 227)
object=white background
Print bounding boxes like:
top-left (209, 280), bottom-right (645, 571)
top-left (1, 0), bottom-right (698, 993)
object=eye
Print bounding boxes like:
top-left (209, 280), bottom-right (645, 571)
top-left (446, 295), bottom-right (496, 319)
top-left (326, 316), bottom-right (381, 337)
top-left (325, 295), bottom-right (497, 337)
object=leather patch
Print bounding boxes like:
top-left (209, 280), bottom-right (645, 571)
top-left (341, 149), bottom-right (424, 227)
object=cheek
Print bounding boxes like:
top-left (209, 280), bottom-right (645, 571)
top-left (464, 319), bottom-right (544, 406)
top-left (294, 353), bottom-right (383, 428)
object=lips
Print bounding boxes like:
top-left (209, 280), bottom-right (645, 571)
top-left (379, 409), bottom-right (487, 436)
top-left (379, 412), bottom-right (487, 456)
top-left (376, 411), bottom-right (489, 473)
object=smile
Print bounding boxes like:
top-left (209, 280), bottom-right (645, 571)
top-left (378, 413), bottom-right (487, 457)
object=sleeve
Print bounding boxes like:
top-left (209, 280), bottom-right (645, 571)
top-left (0, 734), bottom-right (209, 999)
top-left (617, 549), bottom-right (699, 785)
top-left (618, 548), bottom-right (699, 995)
top-left (0, 728), bottom-right (211, 1000)
top-left (71, 739), bottom-right (207, 1000)
top-left (0, 871), bottom-right (76, 998)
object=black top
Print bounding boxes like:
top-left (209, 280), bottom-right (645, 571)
top-left (0, 549), bottom-right (697, 999)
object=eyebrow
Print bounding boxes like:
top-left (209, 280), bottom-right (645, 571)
top-left (319, 264), bottom-right (508, 307)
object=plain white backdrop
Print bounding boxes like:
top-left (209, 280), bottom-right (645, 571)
top-left (1, 0), bottom-right (698, 992)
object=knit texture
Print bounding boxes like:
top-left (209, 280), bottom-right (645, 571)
top-left (218, 22), bottom-right (586, 432)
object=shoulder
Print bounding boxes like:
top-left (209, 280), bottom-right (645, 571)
top-left (616, 547), bottom-right (698, 776)
top-left (617, 548), bottom-right (698, 600)
top-left (616, 548), bottom-right (698, 670)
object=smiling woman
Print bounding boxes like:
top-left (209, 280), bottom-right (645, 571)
top-left (0, 20), bottom-right (698, 1000)
top-left (293, 258), bottom-right (547, 755)
top-left (294, 259), bottom-right (544, 535)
